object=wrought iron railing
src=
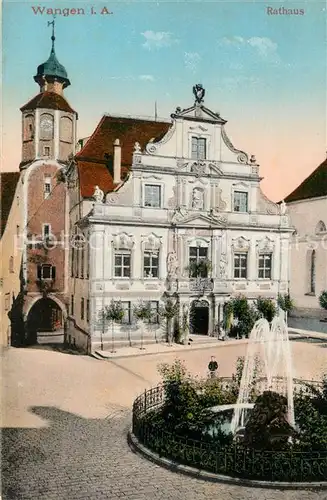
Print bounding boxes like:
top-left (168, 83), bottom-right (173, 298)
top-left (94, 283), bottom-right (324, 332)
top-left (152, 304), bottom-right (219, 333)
top-left (132, 383), bottom-right (327, 483)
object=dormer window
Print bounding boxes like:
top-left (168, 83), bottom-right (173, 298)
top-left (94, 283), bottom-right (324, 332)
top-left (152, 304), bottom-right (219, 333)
top-left (191, 137), bottom-right (206, 160)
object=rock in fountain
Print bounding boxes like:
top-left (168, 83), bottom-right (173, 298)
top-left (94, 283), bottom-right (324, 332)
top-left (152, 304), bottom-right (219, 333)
top-left (230, 311), bottom-right (295, 435)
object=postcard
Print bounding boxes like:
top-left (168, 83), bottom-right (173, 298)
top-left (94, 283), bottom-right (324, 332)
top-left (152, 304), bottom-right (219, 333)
top-left (1, 1), bottom-right (326, 498)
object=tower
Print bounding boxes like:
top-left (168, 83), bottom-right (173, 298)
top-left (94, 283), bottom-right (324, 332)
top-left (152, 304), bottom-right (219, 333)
top-left (20, 20), bottom-right (77, 167)
top-left (14, 22), bottom-right (76, 346)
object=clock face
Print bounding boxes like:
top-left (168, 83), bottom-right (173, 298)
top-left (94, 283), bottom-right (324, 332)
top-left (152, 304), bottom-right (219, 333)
top-left (40, 116), bottom-right (53, 132)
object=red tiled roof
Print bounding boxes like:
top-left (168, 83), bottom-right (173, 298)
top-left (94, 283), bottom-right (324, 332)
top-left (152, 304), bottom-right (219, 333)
top-left (285, 159), bottom-right (327, 203)
top-left (20, 92), bottom-right (76, 115)
top-left (77, 115), bottom-right (171, 165)
top-left (77, 161), bottom-right (130, 198)
top-left (76, 115), bottom-right (171, 198)
top-left (0, 172), bottom-right (20, 237)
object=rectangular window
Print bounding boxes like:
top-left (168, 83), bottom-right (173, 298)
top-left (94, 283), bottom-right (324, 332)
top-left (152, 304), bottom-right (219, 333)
top-left (42, 224), bottom-right (51, 239)
top-left (37, 264), bottom-right (56, 280)
top-left (71, 247), bottom-right (75, 278)
top-left (81, 298), bottom-right (84, 320)
top-left (121, 301), bottom-right (131, 324)
top-left (16, 225), bottom-right (20, 237)
top-left (43, 146), bottom-right (50, 157)
top-left (143, 251), bottom-right (159, 278)
top-left (234, 253), bottom-right (247, 279)
top-left (149, 301), bottom-right (159, 324)
top-left (71, 295), bottom-right (74, 315)
top-left (44, 177), bottom-right (51, 198)
top-left (258, 254), bottom-right (272, 279)
top-left (81, 247), bottom-right (84, 279)
top-left (5, 293), bottom-right (10, 311)
top-left (233, 191), bottom-right (248, 213)
top-left (191, 137), bottom-right (207, 160)
top-left (86, 299), bottom-right (90, 323)
top-left (188, 246), bottom-right (208, 277)
top-left (144, 184), bottom-right (161, 208)
top-left (114, 251), bottom-right (131, 278)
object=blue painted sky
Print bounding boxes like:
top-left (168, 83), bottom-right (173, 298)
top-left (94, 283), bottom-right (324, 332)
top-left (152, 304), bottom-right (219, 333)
top-left (2, 0), bottom-right (326, 200)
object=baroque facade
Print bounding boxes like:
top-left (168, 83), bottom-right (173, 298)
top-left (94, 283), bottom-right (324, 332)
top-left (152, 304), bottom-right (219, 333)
top-left (66, 85), bottom-right (293, 352)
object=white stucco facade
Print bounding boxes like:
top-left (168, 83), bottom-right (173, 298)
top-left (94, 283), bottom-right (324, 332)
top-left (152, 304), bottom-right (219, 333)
top-left (67, 96), bottom-right (293, 352)
top-left (287, 196), bottom-right (327, 330)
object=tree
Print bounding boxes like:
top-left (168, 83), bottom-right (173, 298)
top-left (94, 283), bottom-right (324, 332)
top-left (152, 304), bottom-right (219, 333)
top-left (256, 297), bottom-right (277, 323)
top-left (319, 290), bottom-right (327, 312)
top-left (159, 297), bottom-right (179, 345)
top-left (104, 299), bottom-right (125, 353)
top-left (133, 301), bottom-right (152, 350)
top-left (277, 293), bottom-right (294, 324)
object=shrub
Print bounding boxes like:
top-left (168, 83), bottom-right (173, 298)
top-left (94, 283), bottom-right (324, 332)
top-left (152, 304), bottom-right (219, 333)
top-left (319, 290), bottom-right (327, 311)
top-left (256, 297), bottom-right (277, 322)
top-left (277, 293), bottom-right (294, 313)
top-left (243, 390), bottom-right (296, 450)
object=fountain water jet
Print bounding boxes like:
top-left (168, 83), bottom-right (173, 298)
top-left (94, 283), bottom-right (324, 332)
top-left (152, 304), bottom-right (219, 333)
top-left (230, 311), bottom-right (295, 435)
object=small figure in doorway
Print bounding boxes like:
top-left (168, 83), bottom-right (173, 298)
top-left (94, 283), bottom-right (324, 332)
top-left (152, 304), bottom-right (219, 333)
top-left (208, 355), bottom-right (218, 378)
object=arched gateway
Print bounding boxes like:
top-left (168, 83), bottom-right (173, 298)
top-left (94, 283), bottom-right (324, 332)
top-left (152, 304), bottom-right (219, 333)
top-left (190, 299), bottom-right (209, 335)
top-left (26, 297), bottom-right (65, 345)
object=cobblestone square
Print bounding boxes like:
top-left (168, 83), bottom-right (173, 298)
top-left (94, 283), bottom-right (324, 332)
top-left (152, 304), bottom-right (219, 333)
top-left (1, 341), bottom-right (327, 499)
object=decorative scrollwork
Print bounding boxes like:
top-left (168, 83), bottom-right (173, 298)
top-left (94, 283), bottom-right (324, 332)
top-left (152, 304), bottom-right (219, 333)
top-left (221, 126), bottom-right (249, 164)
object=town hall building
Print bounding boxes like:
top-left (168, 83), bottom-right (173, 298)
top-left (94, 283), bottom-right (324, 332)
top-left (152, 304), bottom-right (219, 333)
top-left (66, 85), bottom-right (293, 352)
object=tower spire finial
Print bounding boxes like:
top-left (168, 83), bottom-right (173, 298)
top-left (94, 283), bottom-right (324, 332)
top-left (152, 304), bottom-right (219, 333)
top-left (47, 16), bottom-right (56, 53)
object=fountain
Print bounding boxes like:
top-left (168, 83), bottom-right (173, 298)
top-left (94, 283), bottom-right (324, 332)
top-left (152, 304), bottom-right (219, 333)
top-left (230, 311), bottom-right (295, 435)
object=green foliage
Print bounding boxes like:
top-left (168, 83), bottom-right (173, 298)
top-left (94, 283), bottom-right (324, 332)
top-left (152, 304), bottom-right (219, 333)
top-left (104, 299), bottom-right (125, 322)
top-left (319, 290), bottom-right (327, 311)
top-left (186, 259), bottom-right (212, 278)
top-left (133, 300), bottom-right (152, 322)
top-left (294, 378), bottom-right (327, 451)
top-left (226, 296), bottom-right (260, 338)
top-left (158, 298), bottom-right (179, 343)
top-left (277, 293), bottom-right (294, 313)
top-left (243, 391), bottom-right (296, 450)
top-left (158, 358), bottom-right (189, 383)
top-left (256, 297), bottom-right (277, 322)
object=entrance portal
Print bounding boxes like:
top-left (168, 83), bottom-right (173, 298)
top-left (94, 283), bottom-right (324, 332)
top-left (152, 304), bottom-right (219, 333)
top-left (27, 298), bottom-right (63, 345)
top-left (190, 300), bottom-right (209, 335)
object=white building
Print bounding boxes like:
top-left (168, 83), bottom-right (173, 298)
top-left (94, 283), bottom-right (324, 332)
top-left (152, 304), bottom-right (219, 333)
top-left (285, 158), bottom-right (327, 332)
top-left (67, 85), bottom-right (293, 352)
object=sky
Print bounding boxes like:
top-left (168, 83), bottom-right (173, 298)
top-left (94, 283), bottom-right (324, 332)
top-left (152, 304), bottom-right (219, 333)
top-left (2, 0), bottom-right (326, 201)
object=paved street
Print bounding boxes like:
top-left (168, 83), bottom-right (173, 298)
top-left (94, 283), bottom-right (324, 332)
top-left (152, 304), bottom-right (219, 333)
top-left (2, 342), bottom-right (327, 500)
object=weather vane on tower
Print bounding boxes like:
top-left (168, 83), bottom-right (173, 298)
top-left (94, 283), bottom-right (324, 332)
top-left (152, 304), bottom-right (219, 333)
top-left (48, 16), bottom-right (56, 52)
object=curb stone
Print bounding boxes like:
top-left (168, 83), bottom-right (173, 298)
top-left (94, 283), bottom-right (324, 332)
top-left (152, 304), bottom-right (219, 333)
top-left (127, 430), bottom-right (327, 490)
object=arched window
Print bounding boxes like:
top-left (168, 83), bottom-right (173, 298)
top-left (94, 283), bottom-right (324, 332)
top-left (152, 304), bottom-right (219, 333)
top-left (24, 114), bottom-right (34, 141)
top-left (310, 250), bottom-right (316, 294)
top-left (315, 220), bottom-right (326, 234)
top-left (60, 116), bottom-right (73, 142)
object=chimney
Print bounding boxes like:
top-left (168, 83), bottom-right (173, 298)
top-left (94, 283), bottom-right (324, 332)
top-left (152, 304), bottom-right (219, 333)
top-left (113, 138), bottom-right (121, 184)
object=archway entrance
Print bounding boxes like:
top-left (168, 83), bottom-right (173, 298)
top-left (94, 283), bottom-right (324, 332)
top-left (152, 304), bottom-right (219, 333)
top-left (27, 298), bottom-right (64, 345)
top-left (190, 300), bottom-right (209, 335)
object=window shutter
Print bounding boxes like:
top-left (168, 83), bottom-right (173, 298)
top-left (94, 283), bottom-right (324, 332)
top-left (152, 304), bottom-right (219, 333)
top-left (37, 265), bottom-right (42, 280)
top-left (52, 266), bottom-right (56, 280)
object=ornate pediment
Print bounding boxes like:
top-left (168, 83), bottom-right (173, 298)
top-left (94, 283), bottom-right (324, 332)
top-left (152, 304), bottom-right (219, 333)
top-left (232, 236), bottom-right (251, 251)
top-left (112, 232), bottom-right (135, 250)
top-left (141, 232), bottom-right (162, 250)
top-left (256, 236), bottom-right (275, 253)
top-left (171, 211), bottom-right (227, 227)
